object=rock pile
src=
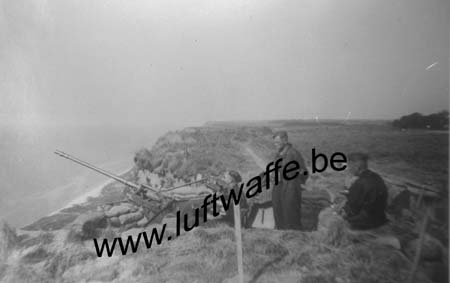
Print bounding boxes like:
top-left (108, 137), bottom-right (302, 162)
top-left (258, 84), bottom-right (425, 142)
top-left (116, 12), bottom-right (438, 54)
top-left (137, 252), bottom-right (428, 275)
top-left (70, 212), bottom-right (108, 240)
top-left (317, 207), bottom-right (349, 247)
top-left (66, 201), bottom-right (159, 241)
top-left (404, 233), bottom-right (448, 283)
top-left (301, 189), bottom-right (332, 231)
top-left (103, 202), bottom-right (150, 230)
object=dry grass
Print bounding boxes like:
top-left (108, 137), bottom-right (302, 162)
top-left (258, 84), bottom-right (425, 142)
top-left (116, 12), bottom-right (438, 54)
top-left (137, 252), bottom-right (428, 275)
top-left (55, 224), bottom-right (410, 283)
top-left (20, 246), bottom-right (52, 264)
top-left (20, 232), bottom-right (54, 248)
top-left (274, 122), bottom-right (448, 191)
top-left (21, 213), bottom-right (79, 231)
top-left (2, 122), bottom-right (447, 282)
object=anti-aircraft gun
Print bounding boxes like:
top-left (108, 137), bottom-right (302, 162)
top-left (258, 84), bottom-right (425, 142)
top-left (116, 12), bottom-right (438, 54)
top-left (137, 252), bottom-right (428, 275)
top-left (54, 150), bottom-right (210, 222)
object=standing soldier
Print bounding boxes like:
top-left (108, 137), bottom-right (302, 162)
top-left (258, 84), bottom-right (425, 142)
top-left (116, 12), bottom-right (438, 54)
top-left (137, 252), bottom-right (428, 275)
top-left (272, 131), bottom-right (308, 230)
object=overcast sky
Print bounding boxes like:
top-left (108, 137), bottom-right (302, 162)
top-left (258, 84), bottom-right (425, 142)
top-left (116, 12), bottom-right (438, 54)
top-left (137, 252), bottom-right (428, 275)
top-left (1, 0), bottom-right (448, 128)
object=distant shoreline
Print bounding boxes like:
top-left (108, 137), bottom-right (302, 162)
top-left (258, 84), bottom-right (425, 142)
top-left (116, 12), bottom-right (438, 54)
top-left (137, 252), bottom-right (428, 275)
top-left (50, 167), bottom-right (134, 215)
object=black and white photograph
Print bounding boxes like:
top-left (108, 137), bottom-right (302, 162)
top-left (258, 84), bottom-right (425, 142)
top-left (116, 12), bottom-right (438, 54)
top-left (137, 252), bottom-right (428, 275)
top-left (0, 0), bottom-right (449, 282)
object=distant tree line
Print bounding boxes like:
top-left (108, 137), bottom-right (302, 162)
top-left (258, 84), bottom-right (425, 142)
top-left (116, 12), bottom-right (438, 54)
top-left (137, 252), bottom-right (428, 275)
top-left (392, 110), bottom-right (449, 130)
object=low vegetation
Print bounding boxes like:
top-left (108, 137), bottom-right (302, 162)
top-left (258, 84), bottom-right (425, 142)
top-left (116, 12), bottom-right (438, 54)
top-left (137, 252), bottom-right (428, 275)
top-left (0, 121), bottom-right (447, 282)
top-left (392, 111), bottom-right (449, 130)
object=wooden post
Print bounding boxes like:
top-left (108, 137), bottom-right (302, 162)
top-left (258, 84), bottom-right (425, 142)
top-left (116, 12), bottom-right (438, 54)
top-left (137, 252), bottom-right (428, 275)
top-left (233, 202), bottom-right (244, 283)
top-left (408, 208), bottom-right (429, 283)
top-left (415, 186), bottom-right (425, 210)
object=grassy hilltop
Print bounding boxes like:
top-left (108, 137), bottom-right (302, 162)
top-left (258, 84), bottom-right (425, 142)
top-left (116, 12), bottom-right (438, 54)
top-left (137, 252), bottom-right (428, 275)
top-left (0, 120), bottom-right (447, 283)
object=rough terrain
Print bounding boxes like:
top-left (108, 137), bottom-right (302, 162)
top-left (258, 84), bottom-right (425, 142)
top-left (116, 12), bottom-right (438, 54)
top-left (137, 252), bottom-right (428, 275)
top-left (0, 120), bottom-right (447, 283)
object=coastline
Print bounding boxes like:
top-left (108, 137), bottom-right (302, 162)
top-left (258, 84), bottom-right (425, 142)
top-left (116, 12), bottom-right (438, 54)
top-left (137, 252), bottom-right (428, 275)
top-left (50, 166), bottom-right (134, 215)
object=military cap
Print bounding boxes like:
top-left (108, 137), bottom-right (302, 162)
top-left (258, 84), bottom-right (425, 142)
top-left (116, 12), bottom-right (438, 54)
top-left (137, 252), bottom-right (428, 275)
top-left (228, 170), bottom-right (242, 183)
top-left (273, 130), bottom-right (288, 140)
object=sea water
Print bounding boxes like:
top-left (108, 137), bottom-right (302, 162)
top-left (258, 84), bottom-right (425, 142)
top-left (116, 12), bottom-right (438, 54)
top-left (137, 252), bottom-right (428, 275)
top-left (0, 123), bottom-right (168, 228)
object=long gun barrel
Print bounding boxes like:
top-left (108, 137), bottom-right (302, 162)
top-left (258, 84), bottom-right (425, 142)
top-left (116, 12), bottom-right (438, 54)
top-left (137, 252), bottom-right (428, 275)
top-left (161, 178), bottom-right (209, 192)
top-left (54, 150), bottom-right (210, 202)
top-left (54, 150), bottom-right (162, 200)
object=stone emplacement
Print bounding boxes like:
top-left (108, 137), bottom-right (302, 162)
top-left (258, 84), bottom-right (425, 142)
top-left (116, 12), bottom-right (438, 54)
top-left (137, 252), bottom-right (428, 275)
top-left (69, 212), bottom-right (108, 240)
top-left (301, 189), bottom-right (332, 231)
top-left (61, 200), bottom-right (165, 241)
top-left (317, 207), bottom-right (350, 247)
top-left (103, 203), bottom-right (146, 230)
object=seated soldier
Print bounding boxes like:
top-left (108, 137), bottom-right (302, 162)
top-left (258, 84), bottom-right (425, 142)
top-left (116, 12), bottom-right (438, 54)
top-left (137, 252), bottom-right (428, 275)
top-left (219, 170), bottom-right (249, 227)
top-left (340, 153), bottom-right (388, 230)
